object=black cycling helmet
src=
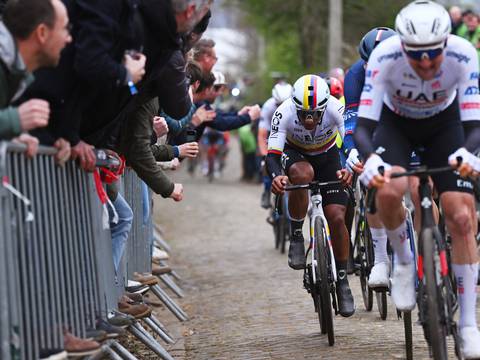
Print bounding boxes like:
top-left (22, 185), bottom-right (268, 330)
top-left (358, 27), bottom-right (396, 62)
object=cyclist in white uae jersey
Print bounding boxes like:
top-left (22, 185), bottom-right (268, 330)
top-left (354, 1), bottom-right (480, 357)
top-left (266, 74), bottom-right (356, 317)
top-left (259, 82), bottom-right (293, 209)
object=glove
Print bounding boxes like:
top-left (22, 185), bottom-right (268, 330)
top-left (448, 147), bottom-right (480, 174)
top-left (346, 148), bottom-right (361, 173)
top-left (359, 154), bottom-right (391, 187)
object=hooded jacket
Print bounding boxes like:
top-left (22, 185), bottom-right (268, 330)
top-left (0, 21), bottom-right (33, 139)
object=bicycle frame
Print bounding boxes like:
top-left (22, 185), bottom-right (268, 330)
top-left (309, 188), bottom-right (337, 284)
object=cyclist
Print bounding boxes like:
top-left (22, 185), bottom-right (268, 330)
top-left (343, 26), bottom-right (396, 288)
top-left (354, 1), bottom-right (480, 356)
top-left (266, 74), bottom-right (355, 317)
top-left (325, 76), bottom-right (344, 103)
top-left (258, 82), bottom-right (293, 208)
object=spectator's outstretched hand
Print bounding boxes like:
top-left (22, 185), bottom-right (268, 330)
top-left (178, 142), bottom-right (199, 158)
top-left (191, 105), bottom-right (216, 126)
top-left (170, 183), bottom-right (184, 202)
top-left (13, 133), bottom-right (39, 158)
top-left (247, 104), bottom-right (261, 121)
top-left (153, 116), bottom-right (169, 137)
top-left (124, 52), bottom-right (146, 84)
top-left (71, 140), bottom-right (96, 172)
top-left (18, 99), bottom-right (50, 131)
top-left (237, 106), bottom-right (250, 116)
top-left (54, 138), bottom-right (71, 166)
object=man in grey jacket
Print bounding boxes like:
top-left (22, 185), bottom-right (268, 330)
top-left (0, 0), bottom-right (71, 160)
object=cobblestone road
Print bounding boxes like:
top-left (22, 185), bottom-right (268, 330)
top-left (153, 139), bottom-right (473, 360)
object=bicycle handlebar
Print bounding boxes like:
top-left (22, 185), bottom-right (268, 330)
top-left (284, 179), bottom-right (343, 191)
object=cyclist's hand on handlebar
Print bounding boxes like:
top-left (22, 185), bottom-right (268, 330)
top-left (337, 169), bottom-right (352, 186)
top-left (359, 154), bottom-right (391, 188)
top-left (448, 147), bottom-right (480, 178)
top-left (272, 175), bottom-right (289, 195)
top-left (346, 148), bottom-right (364, 174)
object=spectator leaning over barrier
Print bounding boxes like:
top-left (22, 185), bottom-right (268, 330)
top-left (193, 38), bottom-right (217, 73)
top-left (449, 5), bottom-right (463, 34)
top-left (1, 0), bottom-right (71, 160)
top-left (456, 9), bottom-right (480, 64)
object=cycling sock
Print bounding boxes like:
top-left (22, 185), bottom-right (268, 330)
top-left (370, 227), bottom-right (389, 265)
top-left (290, 218), bottom-right (304, 239)
top-left (385, 221), bottom-right (413, 264)
top-left (336, 260), bottom-right (348, 282)
top-left (452, 263), bottom-right (478, 329)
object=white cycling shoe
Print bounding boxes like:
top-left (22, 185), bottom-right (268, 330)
top-left (391, 261), bottom-right (416, 311)
top-left (368, 262), bottom-right (390, 289)
top-left (461, 327), bottom-right (480, 359)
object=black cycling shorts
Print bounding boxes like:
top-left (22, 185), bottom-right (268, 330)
top-left (281, 145), bottom-right (348, 206)
top-left (373, 99), bottom-right (473, 195)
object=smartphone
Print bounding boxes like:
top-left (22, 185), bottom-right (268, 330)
top-left (186, 129), bottom-right (197, 143)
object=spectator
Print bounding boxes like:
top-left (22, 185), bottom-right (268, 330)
top-left (456, 9), bottom-right (480, 64)
top-left (449, 5), bottom-right (463, 34)
top-left (1, 0), bottom-right (71, 160)
top-left (193, 38), bottom-right (217, 72)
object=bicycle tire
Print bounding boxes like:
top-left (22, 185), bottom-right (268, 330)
top-left (422, 228), bottom-right (448, 360)
top-left (280, 195), bottom-right (289, 254)
top-left (273, 213), bottom-right (281, 250)
top-left (403, 311), bottom-right (413, 360)
top-left (314, 217), bottom-right (335, 346)
top-left (376, 290), bottom-right (388, 320)
top-left (358, 220), bottom-right (374, 311)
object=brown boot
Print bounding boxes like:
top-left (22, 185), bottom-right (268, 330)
top-left (133, 273), bottom-right (159, 286)
top-left (118, 300), bottom-right (152, 319)
top-left (63, 330), bottom-right (100, 356)
top-left (152, 265), bottom-right (171, 276)
top-left (124, 292), bottom-right (144, 303)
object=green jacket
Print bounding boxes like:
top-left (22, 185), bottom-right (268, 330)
top-left (0, 21), bottom-right (33, 139)
top-left (456, 24), bottom-right (480, 64)
top-left (117, 98), bottom-right (176, 198)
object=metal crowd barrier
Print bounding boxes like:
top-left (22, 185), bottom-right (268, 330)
top-left (0, 143), bottom-right (189, 360)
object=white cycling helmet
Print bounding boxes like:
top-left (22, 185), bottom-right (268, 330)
top-left (395, 1), bottom-right (450, 49)
top-left (292, 74), bottom-right (329, 112)
top-left (272, 82), bottom-right (293, 104)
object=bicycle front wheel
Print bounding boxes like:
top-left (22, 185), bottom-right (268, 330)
top-left (421, 228), bottom-right (448, 360)
top-left (314, 217), bottom-right (335, 346)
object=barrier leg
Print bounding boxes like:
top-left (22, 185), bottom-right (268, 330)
top-left (128, 323), bottom-right (174, 360)
top-left (149, 314), bottom-right (171, 336)
top-left (153, 229), bottom-right (171, 253)
top-left (143, 317), bottom-right (174, 344)
top-left (150, 285), bottom-right (188, 321)
top-left (159, 274), bottom-right (184, 298)
top-left (110, 340), bottom-right (139, 360)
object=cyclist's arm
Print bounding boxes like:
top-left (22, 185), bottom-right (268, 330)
top-left (266, 110), bottom-right (287, 179)
top-left (331, 97), bottom-right (345, 140)
top-left (343, 63), bottom-right (365, 154)
top-left (457, 42), bottom-right (480, 153)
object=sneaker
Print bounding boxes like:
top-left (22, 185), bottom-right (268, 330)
top-left (85, 329), bottom-right (107, 342)
top-left (133, 273), bottom-right (159, 286)
top-left (391, 261), bottom-right (416, 311)
top-left (39, 349), bottom-right (67, 360)
top-left (336, 274), bottom-right (355, 317)
top-left (63, 330), bottom-right (100, 357)
top-left (152, 264), bottom-right (171, 276)
top-left (461, 326), bottom-right (480, 359)
top-left (261, 190), bottom-right (271, 209)
top-left (288, 233), bottom-right (306, 270)
top-left (96, 319), bottom-right (126, 339)
top-left (107, 311), bottom-right (135, 328)
top-left (368, 262), bottom-right (390, 289)
top-left (124, 292), bottom-right (144, 303)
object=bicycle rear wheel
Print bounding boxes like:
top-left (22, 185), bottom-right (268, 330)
top-left (358, 220), bottom-right (374, 311)
top-left (376, 290), bottom-right (388, 320)
top-left (314, 217), bottom-right (335, 346)
top-left (279, 194), bottom-right (289, 254)
top-left (403, 311), bottom-right (413, 360)
top-left (421, 228), bottom-right (448, 360)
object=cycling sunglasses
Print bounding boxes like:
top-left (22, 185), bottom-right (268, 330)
top-left (297, 109), bottom-right (325, 123)
top-left (403, 42), bottom-right (445, 61)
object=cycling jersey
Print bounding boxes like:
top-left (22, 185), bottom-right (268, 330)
top-left (266, 96), bottom-right (345, 178)
top-left (358, 35), bottom-right (480, 121)
top-left (259, 97), bottom-right (279, 131)
top-left (343, 59), bottom-right (366, 151)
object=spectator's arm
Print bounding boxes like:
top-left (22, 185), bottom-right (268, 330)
top-left (151, 144), bottom-right (176, 161)
top-left (162, 104), bottom-right (196, 137)
top-left (209, 111), bottom-right (251, 131)
top-left (0, 107), bottom-right (22, 139)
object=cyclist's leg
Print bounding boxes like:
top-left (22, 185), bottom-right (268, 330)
top-left (282, 146), bottom-right (313, 269)
top-left (372, 108), bottom-right (415, 310)
top-left (425, 120), bottom-right (480, 354)
top-left (367, 212), bottom-right (390, 288)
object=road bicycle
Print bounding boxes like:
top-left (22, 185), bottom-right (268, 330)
top-left (369, 164), bottom-right (461, 359)
top-left (285, 180), bottom-right (343, 346)
top-left (272, 193), bottom-right (289, 253)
